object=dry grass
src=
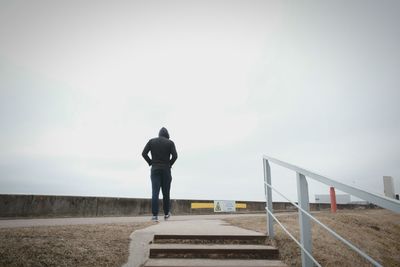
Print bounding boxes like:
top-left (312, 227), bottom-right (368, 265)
top-left (225, 209), bottom-right (400, 267)
top-left (0, 222), bottom-right (152, 267)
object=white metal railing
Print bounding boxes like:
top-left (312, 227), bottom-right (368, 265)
top-left (263, 155), bottom-right (400, 267)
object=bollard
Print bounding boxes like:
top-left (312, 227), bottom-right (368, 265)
top-left (330, 187), bottom-right (337, 213)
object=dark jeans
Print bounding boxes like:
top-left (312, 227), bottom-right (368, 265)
top-left (151, 168), bottom-right (172, 216)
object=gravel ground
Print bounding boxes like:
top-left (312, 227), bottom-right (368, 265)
top-left (225, 209), bottom-right (400, 267)
top-left (0, 222), bottom-right (152, 267)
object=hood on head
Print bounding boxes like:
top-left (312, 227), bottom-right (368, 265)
top-left (159, 127), bottom-right (170, 139)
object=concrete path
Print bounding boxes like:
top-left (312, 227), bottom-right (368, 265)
top-left (122, 218), bottom-right (266, 267)
top-left (0, 214), bottom-right (267, 228)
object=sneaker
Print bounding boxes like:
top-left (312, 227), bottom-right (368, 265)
top-left (164, 212), bottom-right (171, 221)
top-left (151, 216), bottom-right (159, 222)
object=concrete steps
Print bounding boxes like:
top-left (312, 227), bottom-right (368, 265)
top-left (149, 244), bottom-right (279, 259)
top-left (145, 259), bottom-right (287, 267)
top-left (144, 234), bottom-right (287, 267)
top-left (153, 234), bottom-right (268, 245)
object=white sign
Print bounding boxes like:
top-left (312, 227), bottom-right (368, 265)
top-left (214, 200), bottom-right (236, 212)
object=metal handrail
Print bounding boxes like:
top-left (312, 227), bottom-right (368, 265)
top-left (263, 155), bottom-right (400, 213)
top-left (264, 207), bottom-right (322, 267)
top-left (264, 181), bottom-right (382, 267)
top-left (263, 155), bottom-right (400, 267)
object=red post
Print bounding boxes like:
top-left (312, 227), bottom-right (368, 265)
top-left (330, 187), bottom-right (337, 213)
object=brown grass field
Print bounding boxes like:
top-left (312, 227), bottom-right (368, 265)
top-left (225, 209), bottom-right (400, 267)
top-left (0, 222), bottom-right (152, 267)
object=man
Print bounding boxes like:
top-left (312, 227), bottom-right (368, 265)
top-left (142, 127), bottom-right (178, 222)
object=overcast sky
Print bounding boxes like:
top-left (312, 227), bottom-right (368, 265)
top-left (1, 0), bottom-right (399, 202)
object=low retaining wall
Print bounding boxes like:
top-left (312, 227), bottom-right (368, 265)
top-left (0, 194), bottom-right (377, 218)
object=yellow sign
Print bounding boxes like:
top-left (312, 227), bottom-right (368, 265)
top-left (191, 202), bottom-right (247, 209)
top-left (236, 203), bottom-right (247, 209)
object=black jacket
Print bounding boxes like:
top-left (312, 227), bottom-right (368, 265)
top-left (142, 127), bottom-right (178, 169)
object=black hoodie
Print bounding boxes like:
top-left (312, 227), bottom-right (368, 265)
top-left (142, 127), bottom-right (178, 169)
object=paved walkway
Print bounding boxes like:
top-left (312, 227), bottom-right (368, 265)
top-left (0, 214), bottom-right (267, 228)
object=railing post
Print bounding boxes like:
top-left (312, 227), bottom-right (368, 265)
top-left (263, 159), bottom-right (274, 238)
top-left (297, 173), bottom-right (313, 267)
top-left (330, 187), bottom-right (337, 213)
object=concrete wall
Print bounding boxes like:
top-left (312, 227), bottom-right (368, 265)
top-left (315, 194), bottom-right (351, 204)
top-left (0, 194), bottom-right (377, 218)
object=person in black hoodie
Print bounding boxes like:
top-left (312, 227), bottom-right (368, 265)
top-left (142, 127), bottom-right (178, 221)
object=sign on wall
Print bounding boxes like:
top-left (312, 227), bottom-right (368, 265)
top-left (214, 200), bottom-right (236, 212)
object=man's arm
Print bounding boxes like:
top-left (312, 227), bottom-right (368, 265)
top-left (170, 141), bottom-right (178, 167)
top-left (142, 141), bottom-right (152, 166)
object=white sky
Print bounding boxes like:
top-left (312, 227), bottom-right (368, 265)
top-left (1, 0), bottom-right (400, 202)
